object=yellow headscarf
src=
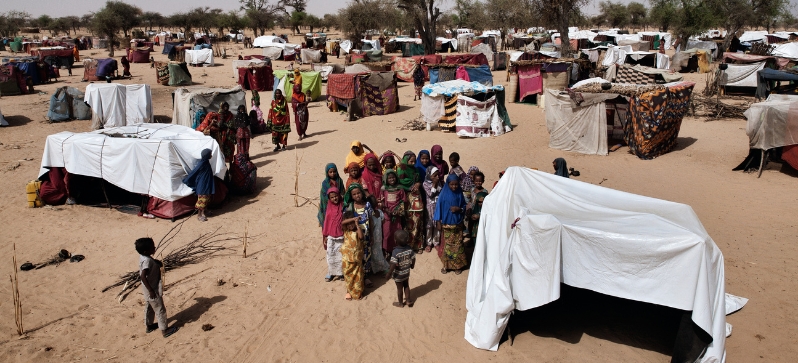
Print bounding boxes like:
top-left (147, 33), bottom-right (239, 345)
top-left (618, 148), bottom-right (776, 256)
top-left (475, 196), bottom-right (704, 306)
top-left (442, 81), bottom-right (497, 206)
top-left (345, 140), bottom-right (365, 172)
top-left (293, 68), bottom-right (302, 86)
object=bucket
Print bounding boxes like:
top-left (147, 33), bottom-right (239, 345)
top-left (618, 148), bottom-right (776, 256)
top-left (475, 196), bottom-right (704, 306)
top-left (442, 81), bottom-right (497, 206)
top-left (26, 180), bottom-right (43, 208)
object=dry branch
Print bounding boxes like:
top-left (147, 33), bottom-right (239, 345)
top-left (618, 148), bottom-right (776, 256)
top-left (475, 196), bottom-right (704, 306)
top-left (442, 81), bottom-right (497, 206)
top-left (11, 243), bottom-right (24, 335)
top-left (691, 95), bottom-right (750, 120)
top-left (400, 117), bottom-right (426, 131)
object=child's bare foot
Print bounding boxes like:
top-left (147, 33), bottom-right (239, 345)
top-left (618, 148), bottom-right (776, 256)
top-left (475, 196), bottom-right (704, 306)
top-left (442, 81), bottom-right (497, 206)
top-left (425, 246), bottom-right (432, 253)
top-left (162, 326), bottom-right (179, 338)
top-left (345, 293), bottom-right (352, 300)
top-left (392, 302), bottom-right (404, 308)
top-left (441, 268), bottom-right (448, 274)
top-left (197, 215), bottom-right (207, 222)
top-left (454, 269), bottom-right (462, 275)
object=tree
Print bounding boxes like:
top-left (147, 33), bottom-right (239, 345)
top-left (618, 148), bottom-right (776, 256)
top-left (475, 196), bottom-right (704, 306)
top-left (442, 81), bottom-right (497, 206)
top-left (304, 14), bottom-right (321, 33)
top-left (36, 15), bottom-right (53, 30)
top-left (0, 11), bottom-right (31, 37)
top-left (63, 16), bottom-right (81, 34)
top-left (50, 17), bottom-right (70, 36)
top-left (321, 13), bottom-right (338, 32)
top-left (219, 11), bottom-right (248, 40)
top-left (648, 0), bottom-right (677, 31)
top-left (706, 0), bottom-right (788, 51)
top-left (279, 0), bottom-right (308, 13)
top-left (485, 0), bottom-right (534, 49)
top-left (140, 12), bottom-right (164, 31)
top-left (396, 0), bottom-right (443, 55)
top-left (290, 11), bottom-right (306, 34)
top-left (451, 0), bottom-right (488, 30)
top-left (599, 1), bottom-right (630, 28)
top-left (627, 2), bottom-right (647, 30)
top-left (240, 0), bottom-right (282, 36)
top-left (531, 0), bottom-right (588, 57)
top-left (92, 1), bottom-right (142, 56)
top-left (337, 0), bottom-right (391, 41)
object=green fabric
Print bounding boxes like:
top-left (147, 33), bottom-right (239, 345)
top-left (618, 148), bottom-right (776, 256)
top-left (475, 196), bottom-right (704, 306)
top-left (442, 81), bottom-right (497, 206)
top-left (0, 80), bottom-right (21, 96)
top-left (273, 70), bottom-right (322, 101)
top-left (495, 89), bottom-right (512, 130)
top-left (9, 41), bottom-right (22, 53)
top-left (366, 50), bottom-right (383, 62)
top-left (402, 43), bottom-right (425, 57)
top-left (168, 63), bottom-right (192, 86)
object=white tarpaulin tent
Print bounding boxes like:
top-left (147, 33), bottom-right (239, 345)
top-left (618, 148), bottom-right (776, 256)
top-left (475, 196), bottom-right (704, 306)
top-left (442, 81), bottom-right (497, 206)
top-left (744, 94), bottom-right (798, 150)
top-left (252, 35), bottom-right (285, 47)
top-left (85, 83), bottom-right (153, 130)
top-left (771, 42), bottom-right (798, 61)
top-left (465, 167), bottom-right (747, 362)
top-left (544, 88), bottom-right (616, 155)
top-left (38, 124), bottom-right (227, 201)
top-left (719, 62), bottom-right (765, 88)
top-left (300, 48), bottom-right (321, 64)
top-left (172, 86), bottom-right (246, 128)
top-left (231, 59), bottom-right (266, 77)
top-left (185, 48), bottom-right (214, 66)
top-left (638, 31), bottom-right (673, 50)
top-left (361, 39), bottom-right (381, 51)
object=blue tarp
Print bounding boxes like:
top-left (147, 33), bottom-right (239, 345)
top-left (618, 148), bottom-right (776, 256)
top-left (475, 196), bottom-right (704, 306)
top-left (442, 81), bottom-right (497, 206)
top-left (14, 62), bottom-right (45, 85)
top-left (756, 68), bottom-right (798, 98)
top-left (96, 58), bottom-right (118, 78)
top-left (162, 42), bottom-right (183, 55)
top-left (465, 65), bottom-right (493, 86)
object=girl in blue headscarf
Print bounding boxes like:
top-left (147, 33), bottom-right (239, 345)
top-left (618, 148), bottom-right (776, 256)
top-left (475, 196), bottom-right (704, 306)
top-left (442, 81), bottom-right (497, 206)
top-left (183, 149), bottom-right (215, 222)
top-left (434, 174), bottom-right (468, 274)
top-left (318, 163), bottom-right (345, 226)
top-left (415, 150), bottom-right (431, 178)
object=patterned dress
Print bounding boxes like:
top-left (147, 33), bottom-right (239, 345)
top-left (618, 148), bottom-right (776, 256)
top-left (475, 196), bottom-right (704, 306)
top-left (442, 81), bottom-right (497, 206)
top-left (341, 230), bottom-right (364, 300)
top-left (405, 190), bottom-right (425, 252)
top-left (354, 203), bottom-right (374, 274)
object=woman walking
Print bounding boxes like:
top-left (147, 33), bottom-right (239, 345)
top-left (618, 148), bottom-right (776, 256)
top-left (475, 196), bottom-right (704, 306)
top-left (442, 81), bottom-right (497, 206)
top-left (267, 90), bottom-right (291, 152)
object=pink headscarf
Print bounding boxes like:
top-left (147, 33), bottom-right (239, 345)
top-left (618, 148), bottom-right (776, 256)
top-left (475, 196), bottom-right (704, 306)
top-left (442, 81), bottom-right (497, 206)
top-left (361, 153), bottom-right (383, 197)
top-left (322, 187), bottom-right (344, 237)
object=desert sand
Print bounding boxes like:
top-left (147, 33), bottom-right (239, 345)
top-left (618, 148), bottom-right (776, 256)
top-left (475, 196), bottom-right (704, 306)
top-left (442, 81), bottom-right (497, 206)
top-left (0, 32), bottom-right (797, 363)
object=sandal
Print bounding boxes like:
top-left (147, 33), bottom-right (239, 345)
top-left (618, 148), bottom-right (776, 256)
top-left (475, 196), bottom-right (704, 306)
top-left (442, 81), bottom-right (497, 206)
top-left (273, 146), bottom-right (280, 152)
top-left (324, 275), bottom-right (333, 282)
top-left (392, 302), bottom-right (405, 308)
top-left (146, 324), bottom-right (159, 334)
top-left (162, 326), bottom-right (179, 338)
top-left (407, 300), bottom-right (415, 308)
top-left (416, 249), bottom-right (423, 254)
top-left (441, 268), bottom-right (448, 274)
top-left (197, 215), bottom-right (207, 222)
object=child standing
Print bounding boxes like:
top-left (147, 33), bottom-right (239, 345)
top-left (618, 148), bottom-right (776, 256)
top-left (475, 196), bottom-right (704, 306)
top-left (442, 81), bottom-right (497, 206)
top-left (322, 187), bottom-right (344, 282)
top-left (380, 170), bottom-right (408, 256)
top-left (182, 149), bottom-right (215, 222)
top-left (385, 230), bottom-right (416, 308)
top-left (135, 238), bottom-right (178, 338)
top-left (341, 211), bottom-right (365, 300)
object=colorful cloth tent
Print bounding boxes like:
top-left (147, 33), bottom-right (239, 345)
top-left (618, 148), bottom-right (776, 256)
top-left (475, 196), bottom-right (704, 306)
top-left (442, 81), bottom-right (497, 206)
top-left (237, 63), bottom-right (274, 91)
top-left (326, 72), bottom-right (399, 119)
top-left (273, 70), bottom-right (322, 101)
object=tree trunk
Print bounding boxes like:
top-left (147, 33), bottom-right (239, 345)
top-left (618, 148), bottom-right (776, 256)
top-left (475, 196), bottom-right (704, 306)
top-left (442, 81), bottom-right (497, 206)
top-left (108, 34), bottom-right (115, 57)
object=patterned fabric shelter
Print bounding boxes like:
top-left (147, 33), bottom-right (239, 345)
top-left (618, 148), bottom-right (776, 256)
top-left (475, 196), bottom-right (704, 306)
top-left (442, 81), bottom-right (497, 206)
top-left (326, 72), bottom-right (399, 119)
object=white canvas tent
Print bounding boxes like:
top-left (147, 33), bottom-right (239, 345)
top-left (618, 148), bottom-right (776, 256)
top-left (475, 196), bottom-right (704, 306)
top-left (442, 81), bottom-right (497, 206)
top-left (185, 48), bottom-right (214, 66)
top-left (300, 48), bottom-right (321, 64)
top-left (252, 35), bottom-right (285, 47)
top-left (38, 124), bottom-right (227, 202)
top-left (85, 83), bottom-right (153, 130)
top-left (719, 62), bottom-right (766, 88)
top-left (544, 87), bottom-right (617, 155)
top-left (771, 42), bottom-right (798, 61)
top-left (464, 167), bottom-right (747, 362)
top-left (172, 86), bottom-right (246, 128)
top-left (744, 94), bottom-right (798, 151)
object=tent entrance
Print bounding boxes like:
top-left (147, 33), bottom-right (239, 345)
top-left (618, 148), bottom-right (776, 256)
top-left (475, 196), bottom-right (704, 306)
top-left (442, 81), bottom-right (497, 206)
top-left (504, 284), bottom-right (712, 362)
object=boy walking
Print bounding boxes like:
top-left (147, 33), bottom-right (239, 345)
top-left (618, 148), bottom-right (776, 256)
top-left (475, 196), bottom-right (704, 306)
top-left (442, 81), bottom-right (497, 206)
top-left (136, 238), bottom-right (179, 338)
top-left (385, 230), bottom-right (416, 308)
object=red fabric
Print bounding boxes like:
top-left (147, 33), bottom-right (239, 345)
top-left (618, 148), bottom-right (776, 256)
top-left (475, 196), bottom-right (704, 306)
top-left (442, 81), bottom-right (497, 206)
top-left (327, 73), bottom-right (358, 99)
top-left (412, 55), bottom-right (441, 81)
top-left (392, 56), bottom-right (416, 82)
top-left (783, 144), bottom-right (798, 170)
top-left (128, 49), bottom-right (150, 63)
top-left (518, 65), bottom-right (543, 100)
top-left (237, 65), bottom-right (274, 91)
top-left (443, 53), bottom-right (489, 66)
top-left (350, 53), bottom-right (366, 63)
top-left (360, 153), bottom-right (383, 197)
top-left (148, 178), bottom-right (228, 219)
top-left (456, 66), bottom-right (470, 81)
top-left (39, 167), bottom-right (68, 205)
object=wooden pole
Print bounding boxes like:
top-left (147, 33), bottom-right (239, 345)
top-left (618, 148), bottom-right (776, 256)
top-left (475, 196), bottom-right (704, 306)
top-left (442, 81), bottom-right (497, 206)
top-left (242, 222), bottom-right (248, 258)
top-left (11, 243), bottom-right (23, 336)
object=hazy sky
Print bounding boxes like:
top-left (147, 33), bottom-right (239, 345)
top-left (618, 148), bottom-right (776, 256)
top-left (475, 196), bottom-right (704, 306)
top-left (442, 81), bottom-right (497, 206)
top-left (2, 0), bottom-right (795, 21)
top-left (3, 0), bottom-right (619, 19)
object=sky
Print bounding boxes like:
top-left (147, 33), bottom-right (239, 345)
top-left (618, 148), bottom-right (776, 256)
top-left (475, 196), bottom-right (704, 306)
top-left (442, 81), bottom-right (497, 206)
top-left (2, 0), bottom-right (796, 21)
top-left (3, 0), bottom-right (618, 19)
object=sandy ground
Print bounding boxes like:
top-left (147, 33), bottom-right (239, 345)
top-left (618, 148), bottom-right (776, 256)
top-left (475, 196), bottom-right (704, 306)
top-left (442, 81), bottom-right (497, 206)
top-left (1, 32), bottom-right (797, 363)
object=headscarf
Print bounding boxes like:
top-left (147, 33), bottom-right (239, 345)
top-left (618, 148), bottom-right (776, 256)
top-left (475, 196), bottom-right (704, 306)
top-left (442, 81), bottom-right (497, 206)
top-left (318, 163), bottom-right (344, 225)
top-left (462, 166), bottom-right (479, 191)
top-left (361, 153), bottom-right (382, 196)
top-left (345, 162), bottom-right (363, 190)
top-left (379, 151), bottom-right (397, 171)
top-left (271, 92), bottom-right (287, 114)
top-left (345, 140), bottom-right (366, 172)
top-left (396, 151), bottom-right (417, 191)
top-left (415, 149), bottom-right (430, 178)
top-left (413, 64), bottom-right (425, 86)
top-left (251, 90), bottom-right (260, 106)
top-left (343, 183), bottom-right (366, 207)
top-left (292, 82), bottom-right (306, 104)
top-left (554, 158), bottom-right (569, 178)
top-left (293, 68), bottom-right (302, 86)
top-left (471, 191), bottom-right (489, 215)
top-left (321, 187), bottom-right (344, 237)
top-left (430, 145), bottom-right (449, 175)
top-left (192, 108), bottom-right (207, 130)
top-left (182, 149), bottom-right (215, 196)
top-left (434, 174), bottom-right (466, 225)
top-left (422, 166), bottom-right (439, 192)
top-left (381, 169), bottom-right (401, 192)
top-left (234, 105), bottom-right (249, 128)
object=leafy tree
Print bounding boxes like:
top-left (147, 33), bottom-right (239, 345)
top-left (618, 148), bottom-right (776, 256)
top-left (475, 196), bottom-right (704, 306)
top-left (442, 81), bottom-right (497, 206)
top-left (0, 11), bottom-right (30, 37)
top-left (240, 0), bottom-right (282, 36)
top-left (599, 1), bottom-right (630, 28)
top-left (396, 0), bottom-right (443, 55)
top-left (36, 15), bottom-right (53, 30)
top-left (485, 0), bottom-right (534, 49)
top-left (279, 0), bottom-right (308, 13)
top-left (140, 12), bottom-right (164, 31)
top-left (290, 11), bottom-right (306, 34)
top-left (337, 0), bottom-right (390, 41)
top-left (531, 0), bottom-right (588, 57)
top-left (92, 1), bottom-right (143, 56)
top-left (648, 0), bottom-right (677, 31)
top-left (451, 0), bottom-right (488, 30)
top-left (705, 0), bottom-right (787, 51)
top-left (627, 2), bottom-right (647, 29)
top-left (50, 17), bottom-right (70, 36)
top-left (304, 14), bottom-right (321, 33)
top-left (321, 13), bottom-right (338, 32)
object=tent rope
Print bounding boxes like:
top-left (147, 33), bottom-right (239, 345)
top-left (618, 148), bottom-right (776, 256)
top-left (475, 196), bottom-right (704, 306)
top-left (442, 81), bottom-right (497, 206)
top-left (146, 140), bottom-right (164, 198)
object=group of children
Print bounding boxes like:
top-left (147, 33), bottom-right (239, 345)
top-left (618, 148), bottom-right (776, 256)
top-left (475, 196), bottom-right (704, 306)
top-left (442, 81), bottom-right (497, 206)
top-left (317, 141), bottom-right (491, 306)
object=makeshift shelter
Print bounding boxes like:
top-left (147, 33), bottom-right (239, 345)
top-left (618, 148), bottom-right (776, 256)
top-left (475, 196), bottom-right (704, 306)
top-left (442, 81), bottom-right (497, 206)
top-left (253, 35), bottom-right (286, 48)
top-left (300, 48), bottom-right (321, 64)
top-left (734, 94), bottom-right (798, 174)
top-left (6, 58), bottom-right (53, 85)
top-left (606, 64), bottom-right (683, 84)
top-left (153, 62), bottom-right (193, 86)
top-left (185, 48), bottom-right (214, 66)
top-left (428, 64), bottom-right (494, 86)
top-left (771, 42), bottom-right (798, 61)
top-left (392, 55), bottom-right (441, 82)
top-left (304, 33), bottom-right (327, 49)
top-left (755, 68), bottom-right (798, 99)
top-left (671, 49), bottom-right (713, 73)
top-left (237, 63), bottom-right (274, 91)
top-left (38, 124), bottom-right (228, 217)
top-left (126, 47), bottom-right (150, 63)
top-left (47, 86), bottom-right (91, 122)
top-left (171, 86), bottom-right (246, 128)
top-left (465, 166), bottom-right (746, 363)
top-left (420, 80), bottom-right (511, 137)
top-left (311, 62), bottom-right (345, 81)
top-left (436, 37), bottom-right (457, 52)
top-left (162, 42), bottom-right (184, 59)
top-left (326, 72), bottom-right (399, 120)
top-left (31, 47), bottom-right (74, 68)
top-left (272, 70), bottom-right (322, 101)
top-left (85, 83), bottom-right (154, 130)
top-left (507, 58), bottom-right (583, 104)
top-left (0, 63), bottom-right (28, 96)
top-left (232, 59), bottom-right (268, 77)
top-left (638, 31), bottom-right (672, 50)
top-left (95, 58), bottom-right (118, 78)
